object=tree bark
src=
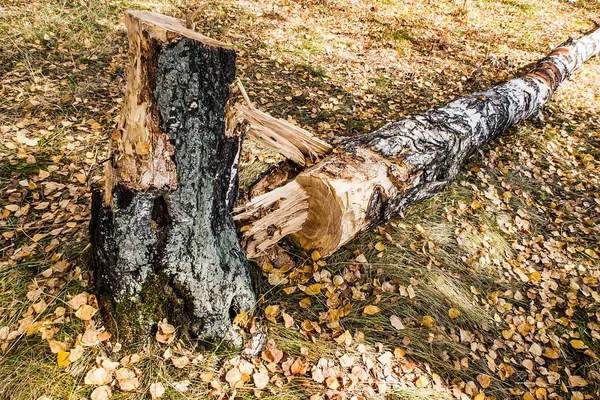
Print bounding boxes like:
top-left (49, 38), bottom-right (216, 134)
top-left (90, 11), bottom-right (255, 345)
top-left (237, 26), bottom-right (600, 258)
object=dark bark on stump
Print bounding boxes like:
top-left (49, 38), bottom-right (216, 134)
top-left (91, 11), bottom-right (254, 345)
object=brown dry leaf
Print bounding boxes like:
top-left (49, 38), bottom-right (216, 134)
top-left (523, 392), bottom-right (535, 400)
top-left (569, 375), bottom-right (588, 387)
top-left (68, 345), bottom-right (85, 362)
top-left (543, 347), bottom-right (560, 359)
top-left (477, 374), bottom-right (491, 389)
top-left (299, 298), bottom-right (311, 308)
top-left (90, 385), bottom-right (112, 400)
top-left (200, 371), bottom-right (214, 382)
top-left (67, 292), bottom-right (88, 310)
top-left (84, 367), bottom-right (112, 385)
top-left (48, 340), bottom-right (67, 354)
top-left (115, 368), bottom-right (140, 391)
top-left (81, 327), bottom-right (100, 346)
top-left (282, 312), bottom-right (294, 328)
top-left (253, 372), bottom-right (269, 389)
top-left (75, 304), bottom-right (98, 321)
top-left (149, 382), bottom-right (165, 399)
top-left (415, 375), bottom-right (429, 388)
top-left (156, 321), bottom-right (175, 344)
top-left (363, 305), bottom-right (381, 315)
top-left (339, 354), bottom-right (355, 368)
top-left (334, 330), bottom-right (352, 346)
top-left (171, 356), bottom-right (189, 369)
top-left (225, 367), bottom-right (243, 388)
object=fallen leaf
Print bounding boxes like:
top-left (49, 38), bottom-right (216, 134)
top-left (253, 372), bottom-right (269, 389)
top-left (363, 305), bottom-right (381, 315)
top-left (422, 315), bottom-right (435, 328)
top-left (569, 375), bottom-right (588, 387)
top-left (75, 304), bottom-right (98, 321)
top-left (390, 315), bottom-right (404, 330)
top-left (57, 351), bottom-right (70, 367)
top-left (90, 385), bottom-right (111, 400)
top-left (48, 340), bottom-right (67, 354)
top-left (115, 368), bottom-right (140, 391)
top-left (304, 283), bottom-right (321, 296)
top-left (85, 367), bottom-right (112, 386)
top-left (448, 308), bottom-right (461, 319)
top-left (570, 340), bottom-right (588, 350)
top-left (225, 367), bottom-right (243, 388)
top-left (171, 356), bottom-right (189, 369)
top-left (150, 382), bottom-right (165, 399)
top-left (67, 292), bottom-right (88, 310)
top-left (477, 374), bottom-right (491, 389)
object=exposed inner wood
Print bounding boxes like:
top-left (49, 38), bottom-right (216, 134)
top-left (236, 26), bottom-right (600, 258)
top-left (104, 11), bottom-right (233, 206)
top-left (235, 81), bottom-right (332, 166)
top-left (92, 10), bottom-right (255, 345)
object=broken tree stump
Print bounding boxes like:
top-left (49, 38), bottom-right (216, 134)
top-left (90, 11), bottom-right (254, 344)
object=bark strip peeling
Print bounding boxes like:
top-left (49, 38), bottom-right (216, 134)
top-left (91, 11), bottom-right (255, 344)
top-left (237, 26), bottom-right (600, 258)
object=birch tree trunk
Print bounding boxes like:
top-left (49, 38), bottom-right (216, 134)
top-left (90, 11), bottom-right (254, 345)
top-left (237, 26), bottom-right (600, 258)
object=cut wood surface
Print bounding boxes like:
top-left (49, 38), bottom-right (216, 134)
top-left (237, 26), bottom-right (600, 258)
top-left (91, 10), bottom-right (254, 344)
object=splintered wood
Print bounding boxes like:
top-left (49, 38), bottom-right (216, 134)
top-left (235, 81), bottom-right (332, 166)
top-left (235, 181), bottom-right (309, 258)
top-left (235, 25), bottom-right (600, 259)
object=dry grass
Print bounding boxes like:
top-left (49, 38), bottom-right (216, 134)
top-left (1, 0), bottom-right (599, 399)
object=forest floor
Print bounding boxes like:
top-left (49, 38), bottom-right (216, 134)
top-left (1, 0), bottom-right (599, 399)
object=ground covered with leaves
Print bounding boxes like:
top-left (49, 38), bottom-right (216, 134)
top-left (1, 0), bottom-right (599, 399)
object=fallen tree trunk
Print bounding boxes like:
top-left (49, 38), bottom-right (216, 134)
top-left (237, 26), bottom-right (600, 258)
top-left (90, 11), bottom-right (255, 344)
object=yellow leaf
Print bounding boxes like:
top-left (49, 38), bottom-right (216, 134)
top-left (477, 374), bottom-right (491, 389)
top-left (523, 392), bottom-right (535, 400)
top-left (471, 199), bottom-right (484, 209)
top-left (311, 250), bottom-right (321, 261)
top-left (422, 315), bottom-right (435, 328)
top-left (32, 233), bottom-right (47, 242)
top-left (394, 348), bottom-right (405, 357)
top-left (304, 283), bottom-right (321, 296)
top-left (363, 305), bottom-right (381, 315)
top-left (299, 298), bottom-right (311, 309)
top-left (448, 308), bottom-right (461, 319)
top-left (543, 347), bottom-right (560, 358)
top-left (26, 321), bottom-right (43, 336)
top-left (264, 305), bottom-right (280, 323)
top-left (57, 351), bottom-right (71, 367)
top-left (474, 394), bottom-right (485, 400)
top-left (375, 242), bottom-right (386, 251)
top-left (570, 340), bottom-right (588, 350)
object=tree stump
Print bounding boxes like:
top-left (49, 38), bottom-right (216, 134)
top-left (90, 11), bottom-right (255, 345)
